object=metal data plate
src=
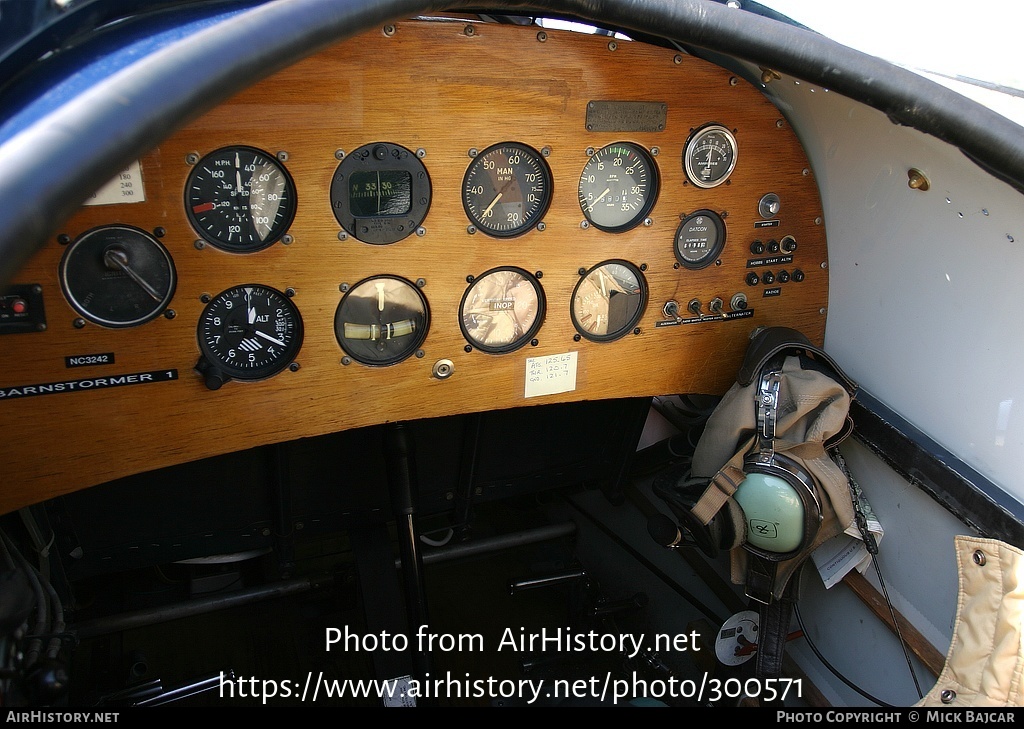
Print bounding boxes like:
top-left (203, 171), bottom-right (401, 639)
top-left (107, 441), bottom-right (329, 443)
top-left (585, 101), bottom-right (667, 132)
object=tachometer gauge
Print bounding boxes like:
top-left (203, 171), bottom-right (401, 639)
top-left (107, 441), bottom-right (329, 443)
top-left (195, 284), bottom-right (303, 390)
top-left (675, 210), bottom-right (726, 269)
top-left (460, 267), bottom-right (545, 353)
top-left (571, 260), bottom-right (647, 341)
top-left (683, 124), bottom-right (737, 189)
top-left (186, 146), bottom-right (297, 252)
top-left (462, 143), bottom-right (551, 238)
top-left (578, 142), bottom-right (658, 233)
top-left (60, 225), bottom-right (176, 328)
top-left (335, 276), bottom-right (429, 365)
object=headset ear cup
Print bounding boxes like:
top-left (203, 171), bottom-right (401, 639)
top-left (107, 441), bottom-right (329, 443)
top-left (736, 453), bottom-right (822, 562)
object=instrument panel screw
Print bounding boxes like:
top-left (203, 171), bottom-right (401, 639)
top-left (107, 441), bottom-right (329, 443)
top-left (341, 356), bottom-right (352, 366)
top-left (541, 146), bottom-right (551, 157)
top-left (281, 234), bottom-right (293, 245)
top-left (651, 147), bottom-right (659, 156)
top-left (73, 318), bottom-right (85, 329)
top-left (466, 275), bottom-right (475, 284)
top-left (973, 550), bottom-right (987, 566)
top-left (537, 31), bottom-right (547, 42)
top-left (607, 41), bottom-right (617, 51)
top-left (285, 288), bottom-right (296, 297)
top-left (640, 263), bottom-right (648, 271)
top-left (153, 227), bottom-right (166, 238)
top-left (535, 271), bottom-right (543, 279)
top-left (820, 261), bottom-right (828, 269)
top-left (276, 151), bottom-right (289, 162)
top-left (185, 152), bottom-right (199, 165)
top-left (776, 119), bottom-right (785, 128)
top-left (416, 227), bottom-right (426, 237)
top-left (674, 55), bottom-right (683, 64)
top-left (468, 148), bottom-right (478, 158)
top-left (335, 149), bottom-right (346, 160)
top-left (573, 334), bottom-right (581, 342)
top-left (467, 225), bottom-right (477, 235)
top-left (200, 293), bottom-right (211, 303)
top-left (585, 147), bottom-right (595, 156)
top-left (416, 148), bottom-right (426, 158)
top-left (580, 220), bottom-right (589, 230)
top-left (57, 234), bottom-right (70, 245)
top-left (289, 362), bottom-right (300, 372)
top-left (164, 309), bottom-right (176, 320)
top-left (578, 267), bottom-right (587, 276)
top-left (537, 222), bottom-right (546, 232)
top-left (908, 168), bottom-right (930, 191)
top-left (814, 217), bottom-right (822, 225)
top-left (729, 76), bottom-right (738, 85)
top-left (633, 327), bottom-right (642, 335)
top-left (803, 168), bottom-right (811, 176)
top-left (339, 283), bottom-right (350, 292)
top-left (464, 25), bottom-right (475, 36)
top-left (643, 217), bottom-right (653, 227)
top-left (464, 345), bottom-right (473, 353)
top-left (416, 278), bottom-right (426, 287)
top-left (531, 339), bottom-right (539, 347)
top-left (193, 240), bottom-right (205, 250)
top-left (940, 689), bottom-right (957, 704)
top-left (337, 231), bottom-right (348, 241)
top-left (415, 350), bottom-right (425, 359)
top-left (383, 24), bottom-right (395, 36)
top-left (819, 308), bottom-right (826, 315)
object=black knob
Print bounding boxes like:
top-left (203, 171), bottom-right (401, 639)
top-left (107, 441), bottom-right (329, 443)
top-left (749, 240), bottom-right (765, 255)
top-left (767, 239), bottom-right (780, 253)
top-left (781, 235), bottom-right (798, 252)
top-left (778, 270), bottom-right (790, 283)
top-left (792, 269), bottom-right (805, 282)
top-left (745, 272), bottom-right (759, 286)
top-left (762, 271), bottom-right (775, 285)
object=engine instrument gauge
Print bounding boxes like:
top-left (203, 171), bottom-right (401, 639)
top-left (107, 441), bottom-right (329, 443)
top-left (578, 142), bottom-right (658, 233)
top-left (571, 260), bottom-right (647, 341)
top-left (675, 210), bottom-right (726, 269)
top-left (60, 225), bottom-right (176, 328)
top-left (460, 267), bottom-right (545, 353)
top-left (185, 146), bottom-right (297, 252)
top-left (683, 124), bottom-right (738, 189)
top-left (195, 284), bottom-right (303, 390)
top-left (335, 276), bottom-right (429, 365)
top-left (462, 143), bottom-right (551, 238)
top-left (330, 143), bottom-right (431, 245)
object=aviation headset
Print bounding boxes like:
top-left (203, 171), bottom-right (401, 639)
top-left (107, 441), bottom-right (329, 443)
top-left (652, 326), bottom-right (857, 581)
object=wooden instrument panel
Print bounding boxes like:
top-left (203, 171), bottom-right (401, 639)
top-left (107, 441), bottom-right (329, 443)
top-left (0, 19), bottom-right (828, 515)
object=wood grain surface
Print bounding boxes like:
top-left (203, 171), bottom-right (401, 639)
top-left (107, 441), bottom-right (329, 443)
top-left (0, 19), bottom-right (828, 514)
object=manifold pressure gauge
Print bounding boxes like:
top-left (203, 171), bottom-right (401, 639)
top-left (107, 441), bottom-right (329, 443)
top-left (462, 142), bottom-right (552, 238)
top-left (195, 284), bottom-right (303, 390)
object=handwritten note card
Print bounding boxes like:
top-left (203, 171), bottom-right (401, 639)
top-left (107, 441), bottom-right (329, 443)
top-left (524, 351), bottom-right (578, 398)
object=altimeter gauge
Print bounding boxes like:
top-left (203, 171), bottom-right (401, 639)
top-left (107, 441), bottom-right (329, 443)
top-left (195, 284), bottom-right (303, 389)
